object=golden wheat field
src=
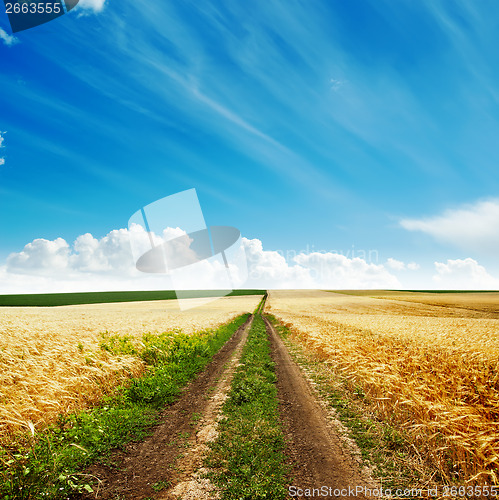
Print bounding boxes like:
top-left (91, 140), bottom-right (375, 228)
top-left (0, 295), bottom-right (260, 444)
top-left (266, 290), bottom-right (499, 485)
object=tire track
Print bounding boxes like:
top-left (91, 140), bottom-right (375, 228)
top-left (160, 315), bottom-right (253, 499)
top-left (83, 315), bottom-right (253, 500)
top-left (265, 316), bottom-right (375, 499)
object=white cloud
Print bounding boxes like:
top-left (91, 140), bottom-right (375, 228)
top-left (330, 78), bottom-right (347, 91)
top-left (2, 228), bottom-right (170, 294)
top-left (77, 0), bottom-right (107, 13)
top-left (8, 229), bottom-right (496, 293)
top-left (7, 238), bottom-right (70, 274)
top-left (400, 199), bottom-right (499, 254)
top-left (0, 264), bottom-right (172, 295)
top-left (295, 252), bottom-right (400, 288)
top-left (243, 238), bottom-right (399, 289)
top-left (71, 229), bottom-right (138, 272)
top-left (5, 227), bottom-right (160, 278)
top-left (0, 131), bottom-right (5, 167)
top-left (128, 223), bottom-right (191, 272)
top-left (0, 28), bottom-right (18, 47)
top-left (243, 238), bottom-right (314, 288)
top-left (433, 258), bottom-right (499, 289)
top-left (1, 230), bottom-right (401, 293)
top-left (386, 258), bottom-right (405, 271)
top-left (386, 258), bottom-right (420, 271)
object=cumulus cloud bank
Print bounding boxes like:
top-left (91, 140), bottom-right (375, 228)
top-left (433, 258), bottom-right (499, 289)
top-left (401, 199), bottom-right (499, 254)
top-left (7, 230), bottom-right (135, 275)
top-left (291, 250), bottom-right (399, 289)
top-left (5, 227), bottom-right (498, 293)
top-left (1, 228), bottom-right (174, 294)
top-left (1, 228), bottom-right (404, 293)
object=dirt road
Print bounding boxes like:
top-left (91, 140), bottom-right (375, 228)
top-left (83, 315), bottom-right (253, 499)
top-left (83, 312), bottom-right (374, 499)
top-left (265, 317), bottom-right (375, 499)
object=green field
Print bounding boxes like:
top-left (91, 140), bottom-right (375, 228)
top-left (0, 289), bottom-right (266, 307)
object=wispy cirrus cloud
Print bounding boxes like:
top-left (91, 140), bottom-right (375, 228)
top-left (0, 131), bottom-right (6, 167)
top-left (29, 0), bottom-right (351, 201)
top-left (0, 28), bottom-right (18, 47)
top-left (329, 78), bottom-right (347, 91)
top-left (3, 0), bottom-right (499, 267)
top-left (77, 0), bottom-right (107, 13)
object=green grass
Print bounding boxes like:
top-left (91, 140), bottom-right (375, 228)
top-left (0, 289), bottom-right (266, 307)
top-left (205, 314), bottom-right (289, 499)
top-left (0, 314), bottom-right (249, 499)
top-left (253, 293), bottom-right (268, 315)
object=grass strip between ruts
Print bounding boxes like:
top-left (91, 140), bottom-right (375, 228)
top-left (205, 313), bottom-right (289, 499)
top-left (0, 313), bottom-right (250, 499)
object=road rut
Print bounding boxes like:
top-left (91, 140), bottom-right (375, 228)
top-left (265, 317), bottom-right (374, 499)
top-left (83, 315), bottom-right (253, 500)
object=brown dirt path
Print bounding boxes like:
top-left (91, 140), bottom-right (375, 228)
top-left (82, 315), bottom-right (253, 500)
top-left (265, 317), bottom-right (376, 499)
top-left (160, 313), bottom-right (253, 500)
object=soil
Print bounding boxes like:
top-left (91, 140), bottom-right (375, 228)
top-left (81, 315), bottom-right (252, 500)
top-left (265, 316), bottom-right (376, 499)
top-left (159, 314), bottom-right (252, 500)
top-left (80, 313), bottom-right (376, 499)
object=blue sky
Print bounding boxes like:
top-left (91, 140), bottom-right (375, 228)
top-left (1, 0), bottom-right (499, 291)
